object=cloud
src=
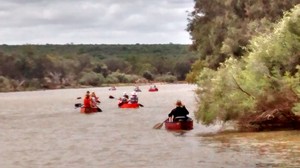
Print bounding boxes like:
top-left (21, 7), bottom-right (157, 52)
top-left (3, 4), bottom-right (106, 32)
top-left (0, 0), bottom-right (194, 44)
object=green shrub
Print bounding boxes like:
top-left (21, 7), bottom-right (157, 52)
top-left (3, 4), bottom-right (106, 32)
top-left (195, 5), bottom-right (300, 125)
top-left (143, 71), bottom-right (154, 81)
top-left (106, 71), bottom-right (139, 83)
top-left (155, 74), bottom-right (177, 83)
top-left (0, 76), bottom-right (11, 92)
top-left (79, 72), bottom-right (105, 86)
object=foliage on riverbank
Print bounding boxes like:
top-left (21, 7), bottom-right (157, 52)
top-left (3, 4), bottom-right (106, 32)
top-left (0, 44), bottom-right (197, 92)
top-left (192, 4), bottom-right (300, 129)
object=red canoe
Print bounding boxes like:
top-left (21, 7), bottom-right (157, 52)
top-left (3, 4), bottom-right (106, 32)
top-left (118, 103), bottom-right (139, 108)
top-left (80, 107), bottom-right (101, 114)
top-left (164, 119), bottom-right (193, 130)
top-left (148, 88), bottom-right (158, 92)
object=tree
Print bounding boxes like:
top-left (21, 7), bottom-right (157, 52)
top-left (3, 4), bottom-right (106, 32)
top-left (194, 4), bottom-right (300, 126)
top-left (0, 44), bottom-right (196, 92)
top-left (185, 59), bottom-right (207, 83)
top-left (174, 61), bottom-right (192, 80)
top-left (143, 71), bottom-right (154, 81)
top-left (104, 58), bottom-right (132, 73)
top-left (187, 0), bottom-right (300, 70)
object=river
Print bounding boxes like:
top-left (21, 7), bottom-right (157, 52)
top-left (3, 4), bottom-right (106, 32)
top-left (0, 84), bottom-right (299, 168)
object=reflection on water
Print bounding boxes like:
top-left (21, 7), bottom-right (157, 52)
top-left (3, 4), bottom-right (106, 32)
top-left (198, 130), bottom-right (300, 167)
top-left (0, 84), bottom-right (299, 168)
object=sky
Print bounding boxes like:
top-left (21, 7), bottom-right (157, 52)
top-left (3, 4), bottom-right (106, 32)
top-left (0, 0), bottom-right (195, 45)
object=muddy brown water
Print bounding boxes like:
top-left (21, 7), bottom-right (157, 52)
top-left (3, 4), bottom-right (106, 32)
top-left (0, 84), bottom-right (299, 168)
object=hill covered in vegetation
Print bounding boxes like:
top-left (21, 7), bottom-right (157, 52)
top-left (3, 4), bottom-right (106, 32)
top-left (0, 44), bottom-right (197, 92)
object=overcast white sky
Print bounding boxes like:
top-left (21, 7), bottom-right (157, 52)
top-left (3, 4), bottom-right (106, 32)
top-left (0, 0), bottom-right (194, 45)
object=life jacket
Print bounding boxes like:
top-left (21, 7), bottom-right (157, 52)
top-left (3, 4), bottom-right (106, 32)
top-left (90, 96), bottom-right (98, 107)
top-left (121, 95), bottom-right (128, 102)
top-left (83, 96), bottom-right (91, 108)
top-left (130, 95), bottom-right (138, 103)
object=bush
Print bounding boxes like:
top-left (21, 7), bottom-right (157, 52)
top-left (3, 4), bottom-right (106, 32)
top-left (0, 76), bottom-right (11, 92)
top-left (25, 78), bottom-right (42, 90)
top-left (142, 71), bottom-right (154, 81)
top-left (79, 72), bottom-right (105, 86)
top-left (194, 5), bottom-right (300, 125)
top-left (105, 75), bottom-right (119, 84)
top-left (106, 71), bottom-right (139, 83)
top-left (155, 74), bottom-right (177, 83)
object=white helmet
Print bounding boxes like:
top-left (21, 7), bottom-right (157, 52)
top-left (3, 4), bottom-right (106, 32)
top-left (131, 91), bottom-right (137, 95)
top-left (123, 92), bottom-right (127, 95)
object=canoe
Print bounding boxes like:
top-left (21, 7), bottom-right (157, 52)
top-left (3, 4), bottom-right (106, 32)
top-left (80, 107), bottom-right (101, 114)
top-left (164, 119), bottom-right (193, 130)
top-left (118, 102), bottom-right (139, 108)
top-left (134, 88), bottom-right (142, 92)
top-left (109, 87), bottom-right (116, 91)
top-left (148, 88), bottom-right (158, 92)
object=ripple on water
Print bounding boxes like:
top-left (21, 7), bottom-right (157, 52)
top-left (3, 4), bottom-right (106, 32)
top-left (197, 130), bottom-right (300, 167)
top-left (1, 84), bottom-right (300, 168)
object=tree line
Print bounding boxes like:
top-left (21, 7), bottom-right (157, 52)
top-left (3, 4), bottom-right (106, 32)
top-left (0, 44), bottom-right (197, 92)
top-left (186, 0), bottom-right (300, 127)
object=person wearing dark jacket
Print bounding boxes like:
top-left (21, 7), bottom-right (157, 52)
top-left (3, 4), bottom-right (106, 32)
top-left (168, 100), bottom-right (190, 122)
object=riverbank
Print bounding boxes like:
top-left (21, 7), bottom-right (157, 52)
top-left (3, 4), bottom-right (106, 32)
top-left (0, 81), bottom-right (189, 93)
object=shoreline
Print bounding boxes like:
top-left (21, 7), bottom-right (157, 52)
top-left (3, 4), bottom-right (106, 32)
top-left (0, 81), bottom-right (190, 93)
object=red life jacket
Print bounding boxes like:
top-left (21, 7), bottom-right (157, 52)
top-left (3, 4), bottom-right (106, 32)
top-left (83, 96), bottom-right (91, 108)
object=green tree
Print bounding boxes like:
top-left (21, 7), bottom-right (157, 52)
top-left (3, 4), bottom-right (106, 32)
top-left (187, 0), bottom-right (300, 70)
top-left (0, 76), bottom-right (11, 92)
top-left (143, 71), bottom-right (154, 81)
top-left (0, 44), bottom-right (197, 92)
top-left (79, 72), bottom-right (105, 86)
top-left (186, 60), bottom-right (207, 83)
top-left (104, 58), bottom-right (132, 73)
top-left (174, 61), bottom-right (191, 80)
top-left (194, 5), bottom-right (300, 125)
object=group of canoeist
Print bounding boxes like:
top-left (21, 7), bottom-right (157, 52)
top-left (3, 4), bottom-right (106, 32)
top-left (148, 85), bottom-right (158, 91)
top-left (78, 85), bottom-right (192, 130)
top-left (83, 91), bottom-right (101, 111)
top-left (118, 91), bottom-right (139, 107)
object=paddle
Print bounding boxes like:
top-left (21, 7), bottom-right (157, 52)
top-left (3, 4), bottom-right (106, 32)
top-left (75, 97), bottom-right (83, 108)
top-left (109, 95), bottom-right (116, 99)
top-left (74, 103), bottom-right (83, 108)
top-left (96, 107), bottom-right (103, 112)
top-left (153, 119), bottom-right (168, 129)
top-left (109, 95), bottom-right (144, 107)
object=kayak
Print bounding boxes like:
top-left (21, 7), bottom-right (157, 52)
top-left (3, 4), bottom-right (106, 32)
top-left (80, 107), bottom-right (101, 114)
top-left (148, 88), bottom-right (158, 92)
top-left (164, 119), bottom-right (193, 130)
top-left (118, 102), bottom-right (139, 108)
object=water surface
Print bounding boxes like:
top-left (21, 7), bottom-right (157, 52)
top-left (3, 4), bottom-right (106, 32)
top-left (0, 84), bottom-right (299, 168)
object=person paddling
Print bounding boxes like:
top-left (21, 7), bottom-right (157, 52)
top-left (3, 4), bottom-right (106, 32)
top-left (168, 100), bottom-right (190, 122)
top-left (134, 86), bottom-right (141, 92)
top-left (118, 92), bottom-right (129, 107)
top-left (90, 92), bottom-right (101, 111)
top-left (91, 92), bottom-right (100, 104)
top-left (129, 91), bottom-right (138, 104)
top-left (83, 91), bottom-right (91, 108)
